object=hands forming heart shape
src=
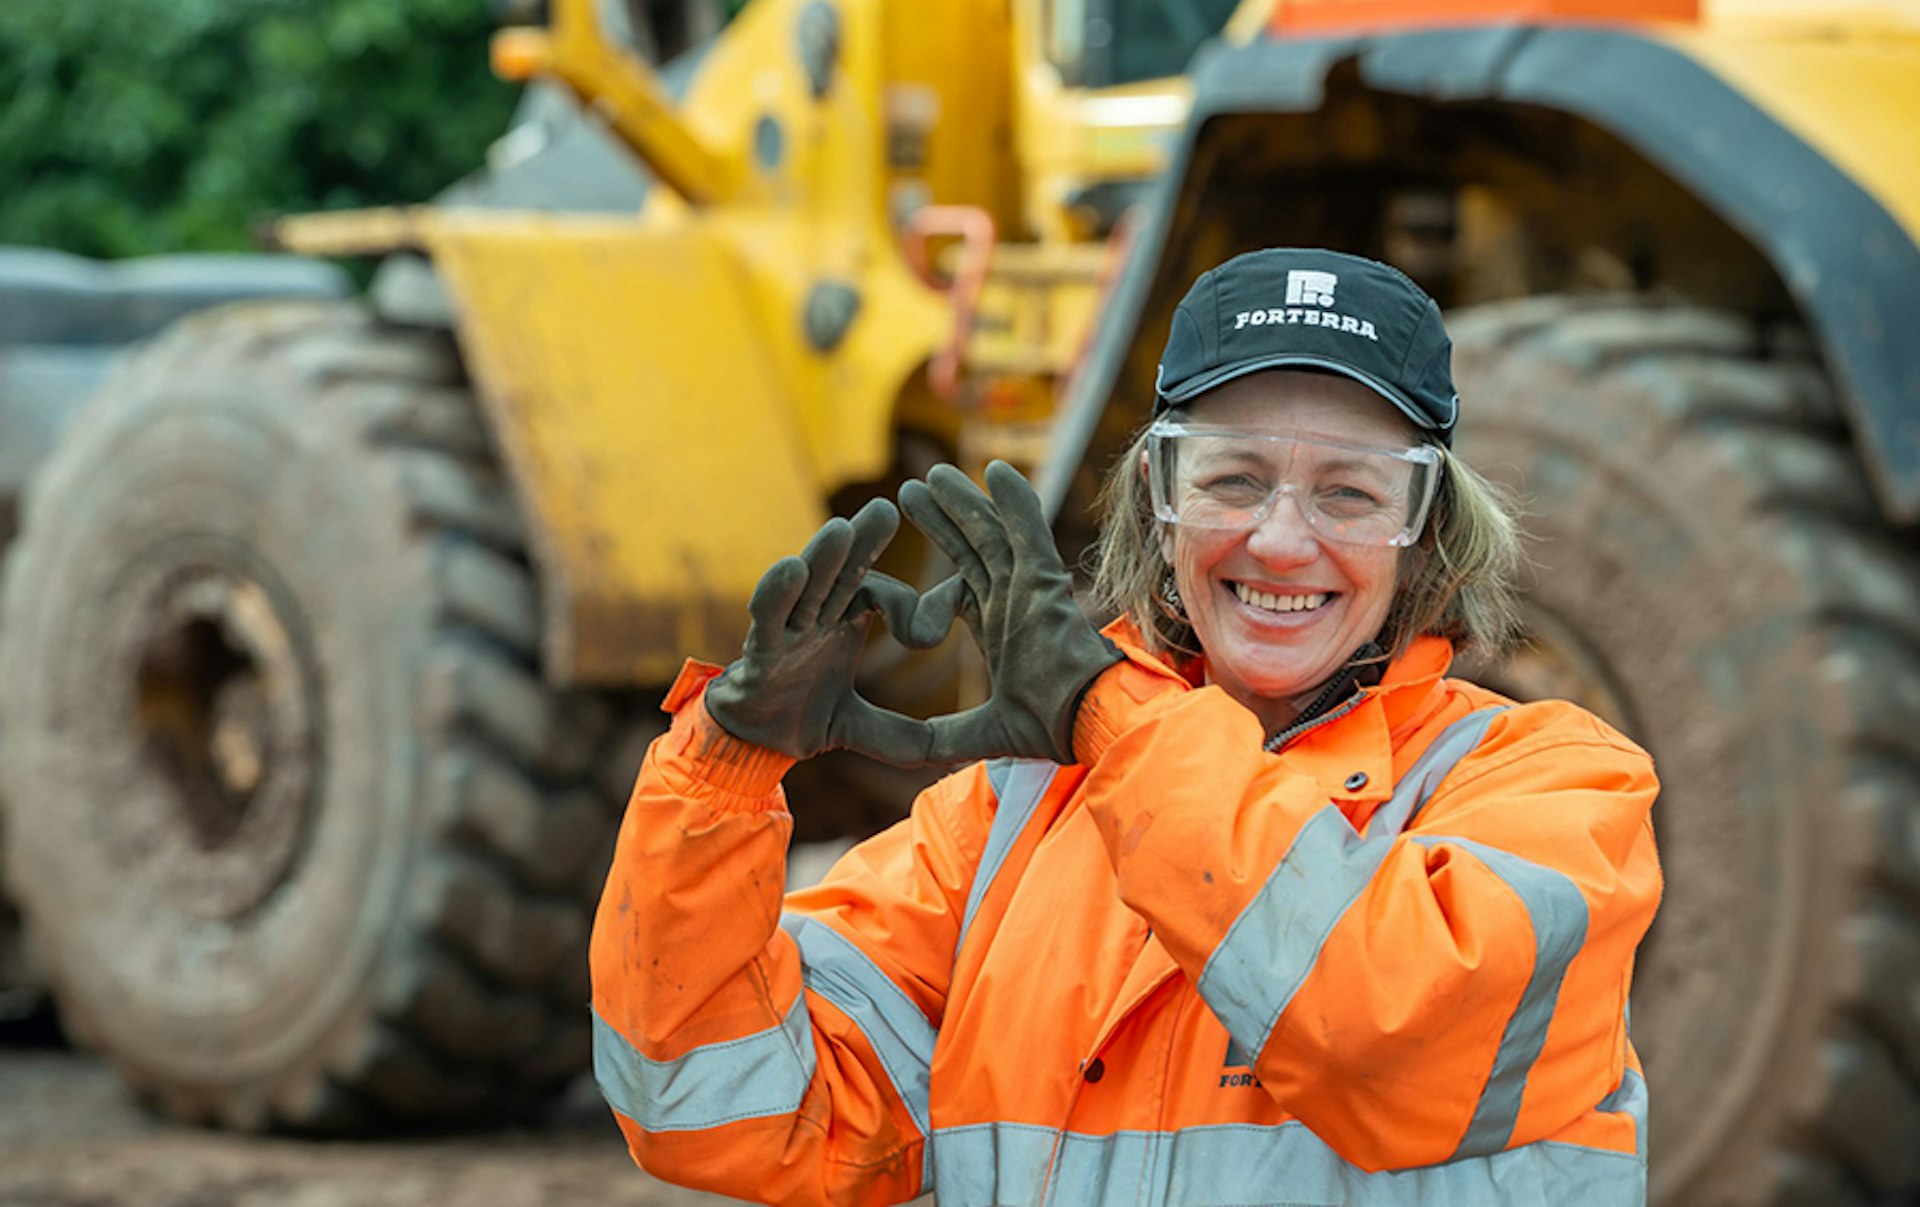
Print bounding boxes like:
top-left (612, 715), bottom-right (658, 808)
top-left (702, 461), bottom-right (1123, 768)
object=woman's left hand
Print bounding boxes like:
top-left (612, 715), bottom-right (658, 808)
top-left (896, 461), bottom-right (1122, 765)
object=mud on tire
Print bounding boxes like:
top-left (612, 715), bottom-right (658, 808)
top-left (1450, 296), bottom-right (1920, 1207)
top-left (0, 301), bottom-right (652, 1129)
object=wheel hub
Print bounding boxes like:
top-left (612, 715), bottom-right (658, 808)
top-left (123, 561), bottom-right (318, 922)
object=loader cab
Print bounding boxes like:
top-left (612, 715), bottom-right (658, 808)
top-left (1042, 0), bottom-right (1243, 88)
top-left (1014, 0), bottom-right (1243, 241)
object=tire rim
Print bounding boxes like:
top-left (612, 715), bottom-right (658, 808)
top-left (120, 553), bottom-right (320, 924)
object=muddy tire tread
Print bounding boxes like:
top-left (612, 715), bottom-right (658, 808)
top-left (1455, 295), bottom-right (1920, 1204)
top-left (1, 301), bottom-right (629, 1130)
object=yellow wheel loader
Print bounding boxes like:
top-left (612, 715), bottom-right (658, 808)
top-left (0, 0), bottom-right (1915, 1203)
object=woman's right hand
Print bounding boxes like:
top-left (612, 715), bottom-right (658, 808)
top-left (703, 498), bottom-right (939, 764)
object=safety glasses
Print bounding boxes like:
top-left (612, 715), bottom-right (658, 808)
top-left (1146, 421), bottom-right (1442, 547)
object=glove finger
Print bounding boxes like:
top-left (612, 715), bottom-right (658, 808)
top-left (926, 465), bottom-right (1016, 586)
top-left (983, 461), bottom-right (1064, 571)
top-left (819, 498), bottom-right (900, 625)
top-left (832, 695), bottom-right (937, 768)
top-left (857, 572), bottom-right (969, 650)
top-left (918, 574), bottom-right (979, 643)
top-left (900, 478), bottom-right (993, 604)
top-left (855, 571), bottom-right (917, 633)
top-left (789, 516), bottom-right (854, 630)
top-left (744, 556), bottom-right (810, 642)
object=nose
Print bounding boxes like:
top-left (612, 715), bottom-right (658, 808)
top-left (1243, 488), bottom-right (1322, 566)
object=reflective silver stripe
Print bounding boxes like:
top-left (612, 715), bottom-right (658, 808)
top-left (931, 1120), bottom-right (1646, 1207)
top-left (986, 757), bottom-right (1014, 799)
top-left (1409, 835), bottom-right (1591, 1158)
top-left (1197, 803), bottom-right (1388, 1049)
top-left (592, 996), bottom-right (814, 1132)
top-left (782, 913), bottom-right (938, 1184)
top-left (929, 1121), bottom-right (1058, 1206)
top-left (958, 759), bottom-right (1059, 951)
top-left (1363, 707), bottom-right (1507, 839)
top-left (1597, 1066), bottom-right (1650, 1158)
top-left (1197, 709), bottom-right (1506, 1060)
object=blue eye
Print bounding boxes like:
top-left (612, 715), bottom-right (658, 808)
top-left (1316, 483), bottom-right (1388, 516)
top-left (1197, 473), bottom-right (1269, 502)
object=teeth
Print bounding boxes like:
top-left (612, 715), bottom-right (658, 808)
top-left (1234, 584), bottom-right (1329, 613)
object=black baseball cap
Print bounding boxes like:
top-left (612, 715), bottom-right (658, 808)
top-left (1153, 248), bottom-right (1459, 446)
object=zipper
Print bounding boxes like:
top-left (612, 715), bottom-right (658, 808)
top-left (1264, 690), bottom-right (1366, 753)
top-left (1261, 641), bottom-right (1387, 753)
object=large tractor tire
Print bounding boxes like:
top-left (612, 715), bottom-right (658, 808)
top-left (1449, 297), bottom-right (1920, 1207)
top-left (0, 302), bottom-right (644, 1129)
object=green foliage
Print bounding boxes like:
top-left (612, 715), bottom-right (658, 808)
top-left (0, 0), bottom-right (519, 258)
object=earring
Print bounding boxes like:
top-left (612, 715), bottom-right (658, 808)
top-left (1158, 572), bottom-right (1187, 623)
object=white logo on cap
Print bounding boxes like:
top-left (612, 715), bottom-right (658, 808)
top-left (1229, 304), bottom-right (1378, 341)
top-left (1285, 270), bottom-right (1338, 307)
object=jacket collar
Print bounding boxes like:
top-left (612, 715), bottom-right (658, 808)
top-left (1102, 620), bottom-right (1455, 807)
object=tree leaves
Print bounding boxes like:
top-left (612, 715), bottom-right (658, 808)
top-left (0, 0), bottom-right (518, 258)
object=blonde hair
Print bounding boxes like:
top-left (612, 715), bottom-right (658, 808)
top-left (1085, 420), bottom-right (1524, 663)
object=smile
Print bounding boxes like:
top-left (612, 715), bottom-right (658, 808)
top-left (1232, 582), bottom-right (1331, 614)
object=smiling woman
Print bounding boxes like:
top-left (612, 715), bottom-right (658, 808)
top-left (1094, 367), bottom-right (1521, 737)
top-left (589, 248), bottom-right (1662, 1207)
top-left (1113, 374), bottom-right (1451, 733)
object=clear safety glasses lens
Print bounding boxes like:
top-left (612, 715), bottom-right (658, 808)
top-left (1146, 423), bottom-right (1443, 547)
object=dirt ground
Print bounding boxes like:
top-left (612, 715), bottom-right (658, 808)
top-left (0, 843), bottom-right (872, 1207)
top-left (0, 1030), bottom-right (742, 1207)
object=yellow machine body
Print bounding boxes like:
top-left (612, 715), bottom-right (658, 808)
top-left (280, 0), bottom-right (1920, 679)
top-left (332, 0), bottom-right (1207, 683)
top-left (428, 217), bottom-right (920, 683)
top-left (1663, 5), bottom-right (1920, 245)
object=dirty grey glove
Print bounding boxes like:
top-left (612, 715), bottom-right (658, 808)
top-left (896, 461), bottom-right (1122, 765)
top-left (703, 498), bottom-right (934, 764)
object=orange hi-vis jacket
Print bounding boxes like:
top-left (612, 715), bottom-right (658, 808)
top-left (590, 623), bottom-right (1662, 1206)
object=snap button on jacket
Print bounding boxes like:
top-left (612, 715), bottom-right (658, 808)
top-left (590, 625), bottom-right (1662, 1206)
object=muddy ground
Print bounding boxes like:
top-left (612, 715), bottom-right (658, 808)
top-left (0, 1027), bottom-right (739, 1207)
top-left (0, 844), bottom-right (869, 1206)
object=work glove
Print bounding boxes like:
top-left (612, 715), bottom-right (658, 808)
top-left (703, 498), bottom-right (943, 765)
top-left (894, 461), bottom-right (1123, 766)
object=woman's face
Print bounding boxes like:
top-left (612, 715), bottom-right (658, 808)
top-left (1161, 371), bottom-right (1418, 732)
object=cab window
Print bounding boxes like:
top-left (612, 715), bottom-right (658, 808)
top-left (1046, 0), bottom-right (1240, 87)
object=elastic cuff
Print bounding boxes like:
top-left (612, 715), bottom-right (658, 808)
top-left (1073, 656), bottom-right (1187, 765)
top-left (661, 678), bottom-right (797, 805)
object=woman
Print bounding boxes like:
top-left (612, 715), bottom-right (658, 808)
top-left (589, 248), bottom-right (1661, 1206)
